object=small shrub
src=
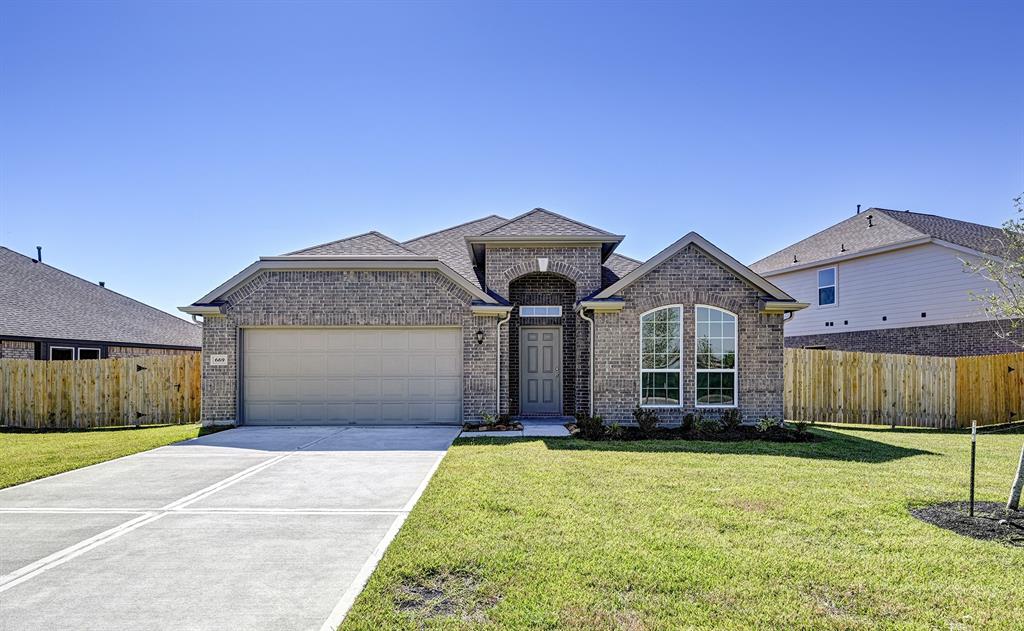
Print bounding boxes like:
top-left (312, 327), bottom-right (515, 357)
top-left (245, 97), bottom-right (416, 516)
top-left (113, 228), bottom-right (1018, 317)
top-left (575, 413), bottom-right (606, 440)
top-left (756, 417), bottom-right (782, 433)
top-left (607, 421), bottom-right (624, 440)
top-left (792, 421), bottom-right (809, 436)
top-left (681, 413), bottom-right (696, 434)
top-left (497, 413), bottom-right (511, 424)
top-left (478, 410), bottom-right (496, 424)
top-left (696, 415), bottom-right (722, 435)
top-left (721, 408), bottom-right (742, 431)
top-left (632, 407), bottom-right (661, 435)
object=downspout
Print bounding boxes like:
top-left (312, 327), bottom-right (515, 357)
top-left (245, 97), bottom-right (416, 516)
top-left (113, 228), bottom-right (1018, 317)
top-left (495, 311), bottom-right (511, 416)
top-left (577, 308), bottom-right (595, 418)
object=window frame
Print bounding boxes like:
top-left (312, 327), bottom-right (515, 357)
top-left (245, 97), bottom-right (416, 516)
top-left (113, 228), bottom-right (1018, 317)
top-left (817, 266), bottom-right (838, 307)
top-left (638, 304), bottom-right (684, 409)
top-left (49, 346), bottom-right (75, 361)
top-left (694, 305), bottom-right (739, 409)
top-left (77, 348), bottom-right (101, 360)
top-left (519, 305), bottom-right (562, 318)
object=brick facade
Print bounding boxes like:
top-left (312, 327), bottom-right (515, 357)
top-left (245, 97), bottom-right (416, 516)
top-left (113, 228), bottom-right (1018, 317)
top-left (107, 346), bottom-right (196, 358)
top-left (593, 244), bottom-right (785, 423)
top-left (200, 269), bottom-right (498, 424)
top-left (0, 340), bottom-right (35, 359)
top-left (508, 273), bottom-right (578, 415)
top-left (786, 319), bottom-right (1023, 357)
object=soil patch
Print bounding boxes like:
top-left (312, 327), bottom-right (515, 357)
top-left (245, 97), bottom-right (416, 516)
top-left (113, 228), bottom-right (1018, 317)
top-left (462, 421), bottom-right (523, 432)
top-left (565, 423), bottom-right (821, 443)
top-left (910, 501), bottom-right (1024, 547)
top-left (394, 568), bottom-right (502, 623)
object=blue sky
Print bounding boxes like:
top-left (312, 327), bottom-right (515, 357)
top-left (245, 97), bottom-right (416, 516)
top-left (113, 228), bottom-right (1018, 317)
top-left (1, 1), bottom-right (1021, 318)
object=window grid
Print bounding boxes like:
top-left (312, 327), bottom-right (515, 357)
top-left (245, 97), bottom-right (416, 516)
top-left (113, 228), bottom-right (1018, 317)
top-left (640, 306), bottom-right (682, 407)
top-left (695, 306), bottom-right (737, 407)
top-left (520, 305), bottom-right (562, 318)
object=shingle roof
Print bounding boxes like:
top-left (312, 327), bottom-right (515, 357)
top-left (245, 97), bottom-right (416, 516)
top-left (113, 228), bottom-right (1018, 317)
top-left (402, 215), bottom-right (508, 284)
top-left (480, 208), bottom-right (615, 237)
top-left (750, 208), bottom-right (1006, 275)
top-left (0, 246), bottom-right (201, 347)
top-left (602, 252), bottom-right (644, 287)
top-left (284, 231), bottom-right (416, 256)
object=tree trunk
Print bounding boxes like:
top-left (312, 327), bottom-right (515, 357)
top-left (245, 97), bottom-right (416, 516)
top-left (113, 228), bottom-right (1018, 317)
top-left (1009, 442), bottom-right (1024, 511)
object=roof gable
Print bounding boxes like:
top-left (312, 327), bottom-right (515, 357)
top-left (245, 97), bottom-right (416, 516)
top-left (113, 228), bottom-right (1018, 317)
top-left (0, 246), bottom-right (201, 347)
top-left (285, 231), bottom-right (415, 256)
top-left (480, 208), bottom-right (615, 237)
top-left (878, 209), bottom-right (1006, 256)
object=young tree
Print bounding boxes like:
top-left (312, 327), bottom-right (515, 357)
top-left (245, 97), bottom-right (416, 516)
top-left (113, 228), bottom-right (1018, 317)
top-left (964, 193), bottom-right (1024, 511)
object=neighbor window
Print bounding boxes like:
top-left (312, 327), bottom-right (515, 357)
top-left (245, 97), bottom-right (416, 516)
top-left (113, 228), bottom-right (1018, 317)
top-left (695, 306), bottom-right (737, 407)
top-left (640, 306), bottom-right (682, 406)
top-left (520, 305), bottom-right (562, 317)
top-left (49, 346), bottom-right (74, 361)
top-left (77, 348), bottom-right (101, 360)
top-left (817, 267), bottom-right (837, 306)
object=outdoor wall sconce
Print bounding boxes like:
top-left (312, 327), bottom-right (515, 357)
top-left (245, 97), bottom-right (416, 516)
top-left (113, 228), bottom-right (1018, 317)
top-left (475, 330), bottom-right (485, 345)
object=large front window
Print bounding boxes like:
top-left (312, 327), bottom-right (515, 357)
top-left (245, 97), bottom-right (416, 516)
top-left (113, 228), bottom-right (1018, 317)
top-left (695, 306), bottom-right (737, 407)
top-left (640, 306), bottom-right (682, 406)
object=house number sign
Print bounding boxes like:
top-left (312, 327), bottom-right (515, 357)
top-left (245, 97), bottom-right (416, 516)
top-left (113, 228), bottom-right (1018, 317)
top-left (209, 354), bottom-right (228, 366)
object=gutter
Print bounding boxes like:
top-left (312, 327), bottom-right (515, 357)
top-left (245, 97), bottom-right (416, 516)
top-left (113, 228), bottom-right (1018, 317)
top-left (760, 300), bottom-right (809, 314)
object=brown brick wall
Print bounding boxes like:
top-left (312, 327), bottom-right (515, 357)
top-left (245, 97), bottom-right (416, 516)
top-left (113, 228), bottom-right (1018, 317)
top-left (0, 340), bottom-right (35, 359)
top-left (199, 269), bottom-right (498, 424)
top-left (107, 346), bottom-right (197, 358)
top-left (593, 244), bottom-right (785, 424)
top-left (785, 319), bottom-right (1024, 356)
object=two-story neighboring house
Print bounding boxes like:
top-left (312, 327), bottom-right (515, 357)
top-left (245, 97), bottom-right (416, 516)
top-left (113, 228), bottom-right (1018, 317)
top-left (749, 208), bottom-right (1019, 356)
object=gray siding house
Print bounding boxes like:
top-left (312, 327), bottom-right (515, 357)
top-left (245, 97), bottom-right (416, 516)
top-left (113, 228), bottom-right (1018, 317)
top-left (0, 246), bottom-right (201, 360)
top-left (750, 209), bottom-right (1018, 356)
top-left (182, 209), bottom-right (805, 426)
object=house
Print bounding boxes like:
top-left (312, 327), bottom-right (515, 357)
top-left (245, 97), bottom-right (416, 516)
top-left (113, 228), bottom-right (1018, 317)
top-left (0, 246), bottom-right (201, 360)
top-left (749, 208), bottom-right (1019, 356)
top-left (181, 209), bottom-right (805, 426)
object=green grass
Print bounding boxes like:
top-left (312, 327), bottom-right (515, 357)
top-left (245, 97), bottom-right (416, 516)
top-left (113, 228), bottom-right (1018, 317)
top-left (0, 424), bottom-right (209, 489)
top-left (342, 427), bottom-right (1024, 630)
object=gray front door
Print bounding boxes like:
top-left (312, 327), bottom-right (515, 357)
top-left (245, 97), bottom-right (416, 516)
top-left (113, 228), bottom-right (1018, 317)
top-left (520, 327), bottom-right (562, 415)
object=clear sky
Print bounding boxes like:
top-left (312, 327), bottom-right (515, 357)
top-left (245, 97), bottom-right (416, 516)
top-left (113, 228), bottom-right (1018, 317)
top-left (1, 1), bottom-right (1021, 319)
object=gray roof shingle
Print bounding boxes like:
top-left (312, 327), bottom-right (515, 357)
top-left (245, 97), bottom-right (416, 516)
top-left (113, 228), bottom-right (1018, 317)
top-left (750, 208), bottom-right (1006, 275)
top-left (285, 231), bottom-right (416, 256)
top-left (0, 246), bottom-right (201, 347)
top-left (480, 208), bottom-right (615, 237)
top-left (402, 215), bottom-right (508, 284)
top-left (602, 252), bottom-right (644, 287)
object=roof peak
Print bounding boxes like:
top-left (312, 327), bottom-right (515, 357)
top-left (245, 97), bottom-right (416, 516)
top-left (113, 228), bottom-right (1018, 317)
top-left (284, 230), bottom-right (416, 256)
top-left (479, 207), bottom-right (617, 237)
top-left (403, 214), bottom-right (508, 244)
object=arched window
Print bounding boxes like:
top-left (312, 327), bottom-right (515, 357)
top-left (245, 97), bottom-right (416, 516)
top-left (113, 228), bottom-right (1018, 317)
top-left (695, 306), bottom-right (737, 407)
top-left (640, 306), bottom-right (682, 406)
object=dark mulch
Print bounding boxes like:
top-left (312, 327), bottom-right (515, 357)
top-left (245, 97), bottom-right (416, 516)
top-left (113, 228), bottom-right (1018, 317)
top-left (910, 501), bottom-right (1024, 547)
top-left (462, 421), bottom-right (524, 432)
top-left (565, 423), bottom-right (821, 443)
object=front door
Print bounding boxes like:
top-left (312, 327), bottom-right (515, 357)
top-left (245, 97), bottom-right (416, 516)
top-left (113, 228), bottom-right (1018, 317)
top-left (520, 327), bottom-right (562, 415)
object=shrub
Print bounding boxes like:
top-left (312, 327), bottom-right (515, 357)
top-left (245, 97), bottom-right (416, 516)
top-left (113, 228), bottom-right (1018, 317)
top-left (756, 417), bottom-right (782, 433)
top-left (721, 408), bottom-right (742, 431)
top-left (792, 420), bottom-right (809, 436)
top-left (607, 421), bottom-right (624, 440)
top-left (632, 407), bottom-right (661, 435)
top-left (696, 415), bottom-right (722, 435)
top-left (575, 413), bottom-right (606, 440)
top-left (497, 413), bottom-right (512, 424)
top-left (681, 413), bottom-right (696, 434)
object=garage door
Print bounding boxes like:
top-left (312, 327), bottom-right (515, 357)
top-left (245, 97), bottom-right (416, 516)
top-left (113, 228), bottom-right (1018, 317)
top-left (242, 328), bottom-right (462, 425)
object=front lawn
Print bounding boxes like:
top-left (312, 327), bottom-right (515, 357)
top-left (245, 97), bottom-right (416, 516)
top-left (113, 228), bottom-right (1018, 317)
top-left (0, 424), bottom-right (209, 489)
top-left (342, 427), bottom-right (1024, 629)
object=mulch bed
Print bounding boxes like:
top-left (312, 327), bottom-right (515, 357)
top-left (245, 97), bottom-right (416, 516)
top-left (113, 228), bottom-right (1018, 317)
top-left (910, 501), bottom-right (1024, 547)
top-left (564, 423), bottom-right (821, 443)
top-left (462, 422), bottom-right (523, 432)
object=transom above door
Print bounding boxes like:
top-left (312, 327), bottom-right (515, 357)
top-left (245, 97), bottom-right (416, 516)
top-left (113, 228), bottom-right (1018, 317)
top-left (519, 327), bottom-right (562, 415)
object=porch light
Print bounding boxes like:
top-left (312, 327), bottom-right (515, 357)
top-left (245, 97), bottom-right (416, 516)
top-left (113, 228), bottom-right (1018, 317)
top-left (475, 329), bottom-right (485, 345)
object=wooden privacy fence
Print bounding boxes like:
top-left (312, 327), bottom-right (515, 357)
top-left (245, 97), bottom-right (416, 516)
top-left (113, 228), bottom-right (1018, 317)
top-left (0, 354), bottom-right (201, 429)
top-left (785, 348), bottom-right (1024, 428)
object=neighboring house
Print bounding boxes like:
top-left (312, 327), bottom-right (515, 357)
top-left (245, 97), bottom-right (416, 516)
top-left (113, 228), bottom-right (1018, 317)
top-left (181, 209), bottom-right (805, 426)
top-left (750, 208), bottom-right (1019, 356)
top-left (0, 246), bottom-right (201, 360)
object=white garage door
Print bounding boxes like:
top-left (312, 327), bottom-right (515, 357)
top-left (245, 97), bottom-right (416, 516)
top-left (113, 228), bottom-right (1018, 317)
top-left (243, 328), bottom-right (462, 425)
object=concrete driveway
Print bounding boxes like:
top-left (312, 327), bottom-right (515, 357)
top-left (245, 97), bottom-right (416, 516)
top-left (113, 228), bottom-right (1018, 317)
top-left (0, 425), bottom-right (459, 631)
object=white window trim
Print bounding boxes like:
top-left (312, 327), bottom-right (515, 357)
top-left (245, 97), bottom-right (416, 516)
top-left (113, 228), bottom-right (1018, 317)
top-left (77, 347), bottom-right (101, 360)
top-left (694, 305), bottom-right (739, 409)
top-left (817, 266), bottom-right (838, 308)
top-left (638, 304), bottom-right (684, 408)
top-left (49, 346), bottom-right (75, 361)
top-left (520, 305), bottom-right (562, 318)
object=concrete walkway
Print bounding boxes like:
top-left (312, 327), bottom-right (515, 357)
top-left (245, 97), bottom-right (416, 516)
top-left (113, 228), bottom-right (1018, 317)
top-left (0, 425), bottom-right (459, 631)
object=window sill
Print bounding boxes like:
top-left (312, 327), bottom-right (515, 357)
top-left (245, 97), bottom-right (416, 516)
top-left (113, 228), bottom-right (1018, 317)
top-left (696, 404), bottom-right (739, 409)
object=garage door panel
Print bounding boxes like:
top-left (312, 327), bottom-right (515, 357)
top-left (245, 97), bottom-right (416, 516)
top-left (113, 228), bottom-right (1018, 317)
top-left (244, 328), bottom-right (461, 425)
